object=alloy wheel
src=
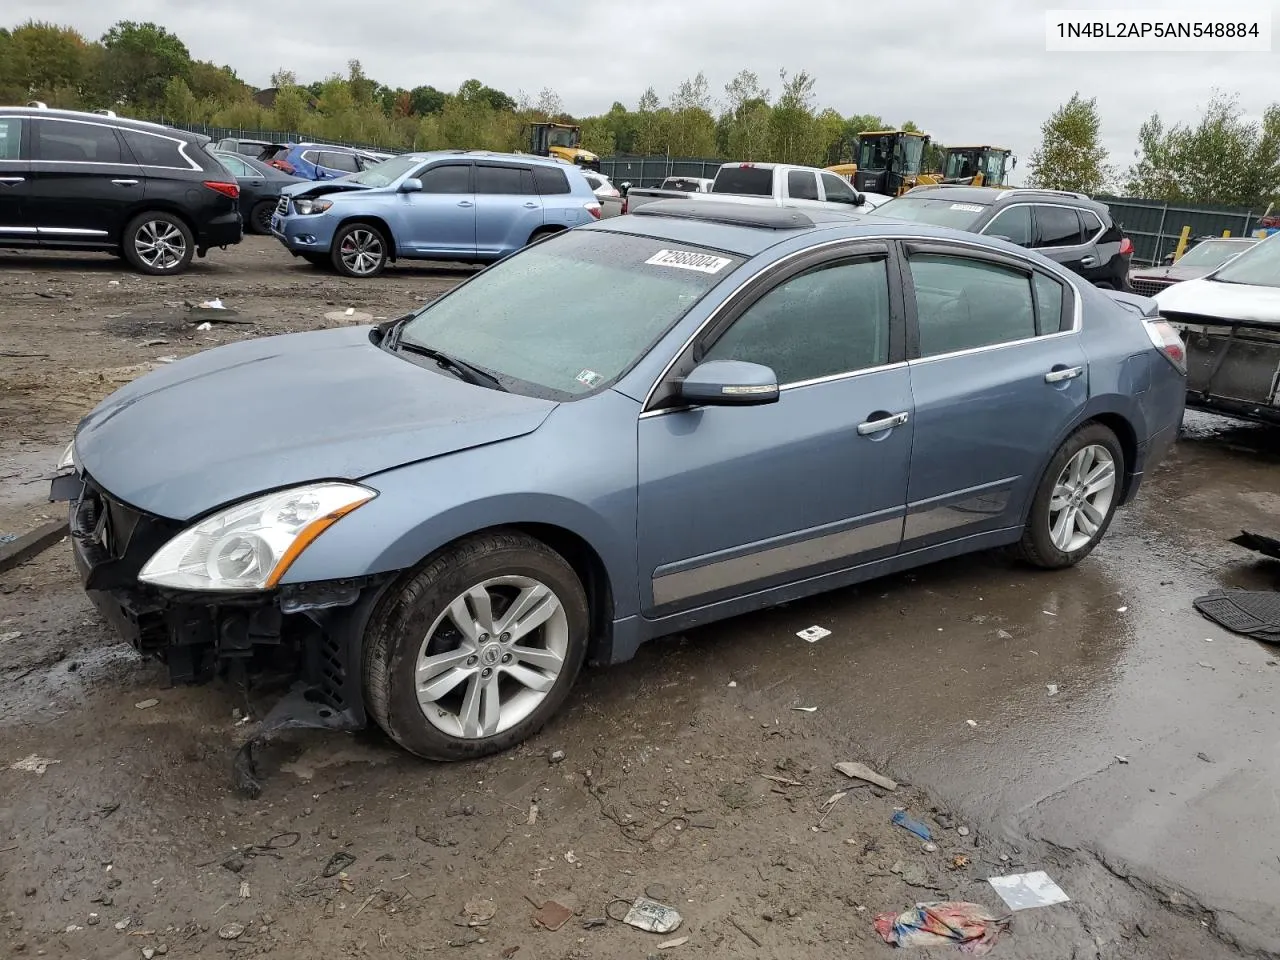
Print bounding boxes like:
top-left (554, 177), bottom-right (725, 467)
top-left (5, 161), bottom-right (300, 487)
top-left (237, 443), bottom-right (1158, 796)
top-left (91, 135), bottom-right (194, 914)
top-left (133, 220), bottom-right (187, 271)
top-left (415, 576), bottom-right (568, 739)
top-left (339, 228), bottom-right (383, 276)
top-left (1047, 443), bottom-right (1117, 552)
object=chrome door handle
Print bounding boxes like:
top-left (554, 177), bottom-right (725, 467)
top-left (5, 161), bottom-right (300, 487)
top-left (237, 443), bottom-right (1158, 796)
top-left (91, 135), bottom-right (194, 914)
top-left (1080, 255), bottom-right (1098, 267)
top-left (0, 176), bottom-right (24, 184)
top-left (857, 411), bottom-right (909, 435)
top-left (1044, 365), bottom-right (1084, 383)
top-left (457, 200), bottom-right (474, 207)
top-left (524, 202), bottom-right (538, 208)
top-left (111, 179), bottom-right (139, 186)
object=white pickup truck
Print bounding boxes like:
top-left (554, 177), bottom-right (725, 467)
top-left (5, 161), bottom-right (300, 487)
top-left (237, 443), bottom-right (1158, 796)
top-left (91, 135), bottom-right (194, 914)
top-left (622, 161), bottom-right (886, 215)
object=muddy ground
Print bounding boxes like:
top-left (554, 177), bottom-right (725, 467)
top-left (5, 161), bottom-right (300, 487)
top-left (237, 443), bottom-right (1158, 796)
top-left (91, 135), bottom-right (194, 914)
top-left (1, 239), bottom-right (1276, 960)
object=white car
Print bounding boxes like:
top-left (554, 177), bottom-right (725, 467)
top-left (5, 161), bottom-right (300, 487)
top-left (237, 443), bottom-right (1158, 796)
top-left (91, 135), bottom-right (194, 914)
top-left (1154, 233), bottom-right (1280, 425)
top-left (581, 171), bottom-right (621, 200)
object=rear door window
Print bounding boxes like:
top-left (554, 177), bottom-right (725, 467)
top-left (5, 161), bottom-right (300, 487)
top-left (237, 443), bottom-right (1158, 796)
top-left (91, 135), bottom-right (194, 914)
top-left (0, 118), bottom-right (23, 160)
top-left (476, 164), bottom-right (533, 195)
top-left (34, 119), bottom-right (124, 164)
top-left (909, 253), bottom-right (1037, 357)
top-left (1034, 206), bottom-right (1084, 248)
top-left (122, 130), bottom-right (189, 169)
top-left (1078, 209), bottom-right (1104, 238)
top-left (786, 169), bottom-right (819, 201)
top-left (820, 172), bottom-right (859, 204)
top-left (320, 151), bottom-right (360, 173)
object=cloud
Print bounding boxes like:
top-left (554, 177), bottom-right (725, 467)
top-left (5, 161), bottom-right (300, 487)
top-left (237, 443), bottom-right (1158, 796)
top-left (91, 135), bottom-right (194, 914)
top-left (6, 0), bottom-right (1274, 179)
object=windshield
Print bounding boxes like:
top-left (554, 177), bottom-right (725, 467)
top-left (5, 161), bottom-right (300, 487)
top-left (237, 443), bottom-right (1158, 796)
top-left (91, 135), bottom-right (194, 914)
top-left (1177, 239), bottom-right (1256, 268)
top-left (981, 151), bottom-right (1006, 184)
top-left (1209, 233), bottom-right (1280, 286)
top-left (547, 127), bottom-right (579, 148)
top-left (945, 151), bottom-right (977, 179)
top-left (896, 136), bottom-right (925, 175)
top-left (872, 196), bottom-right (989, 228)
top-left (396, 230), bottom-right (742, 398)
top-left (347, 154), bottom-right (422, 187)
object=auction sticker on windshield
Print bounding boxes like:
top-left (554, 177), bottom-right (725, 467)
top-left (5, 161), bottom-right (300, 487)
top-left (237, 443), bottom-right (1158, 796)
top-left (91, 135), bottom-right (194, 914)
top-left (950, 203), bottom-right (985, 213)
top-left (645, 249), bottom-right (734, 274)
top-left (575, 369), bottom-right (604, 388)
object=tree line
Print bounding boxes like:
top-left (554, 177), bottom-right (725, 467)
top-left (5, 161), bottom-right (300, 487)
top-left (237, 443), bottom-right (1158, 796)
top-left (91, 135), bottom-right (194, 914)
top-left (0, 20), bottom-right (936, 168)
top-left (4, 20), bottom-right (1279, 209)
top-left (1028, 90), bottom-right (1280, 209)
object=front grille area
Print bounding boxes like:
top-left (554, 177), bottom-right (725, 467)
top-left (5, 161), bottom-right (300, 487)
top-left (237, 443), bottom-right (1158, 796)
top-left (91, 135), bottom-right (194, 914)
top-left (1130, 277), bottom-right (1174, 298)
top-left (275, 196), bottom-right (290, 216)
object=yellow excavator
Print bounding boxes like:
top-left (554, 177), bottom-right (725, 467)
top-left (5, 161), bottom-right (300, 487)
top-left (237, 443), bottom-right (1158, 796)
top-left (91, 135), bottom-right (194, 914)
top-left (937, 146), bottom-right (1016, 187)
top-left (826, 130), bottom-right (933, 196)
top-left (526, 122), bottom-right (601, 171)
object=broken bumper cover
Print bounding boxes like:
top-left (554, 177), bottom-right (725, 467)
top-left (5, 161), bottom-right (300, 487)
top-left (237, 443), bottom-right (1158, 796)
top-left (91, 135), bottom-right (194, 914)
top-left (53, 470), bottom-right (391, 731)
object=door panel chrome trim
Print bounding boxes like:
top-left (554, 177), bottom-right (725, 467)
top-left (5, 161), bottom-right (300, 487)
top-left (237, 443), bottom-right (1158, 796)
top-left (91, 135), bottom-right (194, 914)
top-left (37, 227), bottom-right (109, 236)
top-left (641, 233), bottom-right (1084, 415)
top-left (903, 480), bottom-right (1014, 541)
top-left (0, 226), bottom-right (38, 234)
top-left (857, 411), bottom-right (909, 435)
top-left (651, 513), bottom-right (904, 607)
top-left (1044, 365), bottom-right (1084, 383)
top-left (0, 176), bottom-right (24, 183)
top-left (906, 328), bottom-right (1078, 365)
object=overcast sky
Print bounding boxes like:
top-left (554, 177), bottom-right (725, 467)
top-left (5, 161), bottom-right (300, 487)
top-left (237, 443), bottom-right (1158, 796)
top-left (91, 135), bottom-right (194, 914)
top-left (8, 0), bottom-right (1276, 181)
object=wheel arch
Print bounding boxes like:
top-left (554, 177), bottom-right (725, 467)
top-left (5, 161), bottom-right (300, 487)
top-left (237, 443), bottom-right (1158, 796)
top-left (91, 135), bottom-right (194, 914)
top-left (1025, 399), bottom-right (1143, 522)
top-left (120, 202), bottom-right (198, 248)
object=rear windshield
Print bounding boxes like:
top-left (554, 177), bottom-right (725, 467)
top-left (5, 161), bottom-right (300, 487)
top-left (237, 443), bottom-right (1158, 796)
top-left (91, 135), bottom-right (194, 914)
top-left (712, 166), bottom-right (773, 196)
top-left (1209, 233), bottom-right (1280, 287)
top-left (871, 196), bottom-right (990, 229)
top-left (396, 229), bottom-right (742, 399)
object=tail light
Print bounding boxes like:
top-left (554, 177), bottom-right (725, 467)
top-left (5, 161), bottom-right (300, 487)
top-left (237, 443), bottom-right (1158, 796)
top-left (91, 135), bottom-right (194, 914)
top-left (203, 180), bottom-right (239, 199)
top-left (1144, 318), bottom-right (1187, 373)
top-left (1119, 237), bottom-right (1133, 256)
top-left (585, 201), bottom-right (602, 220)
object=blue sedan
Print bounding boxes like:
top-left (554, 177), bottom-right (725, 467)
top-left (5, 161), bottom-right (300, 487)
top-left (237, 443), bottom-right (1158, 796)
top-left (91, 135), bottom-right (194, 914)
top-left (52, 200), bottom-right (1187, 762)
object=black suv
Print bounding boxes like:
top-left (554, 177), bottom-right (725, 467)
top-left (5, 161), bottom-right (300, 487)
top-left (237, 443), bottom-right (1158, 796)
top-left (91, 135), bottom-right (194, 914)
top-left (872, 186), bottom-right (1134, 290)
top-left (0, 104), bottom-right (241, 275)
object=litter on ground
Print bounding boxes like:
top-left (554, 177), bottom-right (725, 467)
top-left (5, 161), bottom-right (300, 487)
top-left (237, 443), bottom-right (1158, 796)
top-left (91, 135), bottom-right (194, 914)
top-left (614, 896), bottom-right (682, 934)
top-left (892, 810), bottom-right (933, 841)
top-left (834, 761), bottom-right (897, 791)
top-left (9, 755), bottom-right (59, 774)
top-left (988, 870), bottom-right (1070, 911)
top-left (796, 625), bottom-right (831, 643)
top-left (874, 901), bottom-right (1010, 954)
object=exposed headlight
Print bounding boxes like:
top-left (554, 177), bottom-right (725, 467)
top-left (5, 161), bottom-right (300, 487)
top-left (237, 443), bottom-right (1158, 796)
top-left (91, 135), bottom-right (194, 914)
top-left (138, 482), bottom-right (375, 592)
top-left (55, 440), bottom-right (76, 476)
top-left (293, 198), bottom-right (333, 216)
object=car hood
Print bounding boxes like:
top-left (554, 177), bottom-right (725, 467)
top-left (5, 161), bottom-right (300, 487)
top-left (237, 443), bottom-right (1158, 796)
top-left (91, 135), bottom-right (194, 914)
top-left (282, 180), bottom-right (374, 198)
top-left (1153, 277), bottom-right (1280, 324)
top-left (1129, 263), bottom-right (1210, 284)
top-left (74, 327), bottom-right (558, 521)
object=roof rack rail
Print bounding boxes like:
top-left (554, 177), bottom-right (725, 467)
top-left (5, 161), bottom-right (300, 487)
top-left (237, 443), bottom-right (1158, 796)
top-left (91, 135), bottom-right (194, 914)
top-left (26, 100), bottom-right (48, 109)
top-left (1003, 187), bottom-right (1091, 200)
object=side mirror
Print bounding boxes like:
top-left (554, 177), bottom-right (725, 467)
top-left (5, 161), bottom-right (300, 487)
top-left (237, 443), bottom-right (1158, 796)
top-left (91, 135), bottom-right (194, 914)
top-left (399, 178), bottom-right (423, 194)
top-left (852, 192), bottom-right (866, 206)
top-left (677, 360), bottom-right (779, 407)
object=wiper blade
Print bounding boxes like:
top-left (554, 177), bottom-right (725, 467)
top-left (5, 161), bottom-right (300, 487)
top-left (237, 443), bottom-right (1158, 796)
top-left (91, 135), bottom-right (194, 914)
top-left (395, 341), bottom-right (506, 391)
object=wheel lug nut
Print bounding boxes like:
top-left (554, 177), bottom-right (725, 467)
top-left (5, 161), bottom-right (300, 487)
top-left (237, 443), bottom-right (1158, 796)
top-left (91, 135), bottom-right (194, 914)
top-left (466, 656), bottom-right (478, 666)
top-left (479, 633), bottom-right (490, 642)
top-left (500, 633), bottom-right (511, 643)
top-left (481, 667), bottom-right (493, 678)
top-left (501, 653), bottom-right (512, 664)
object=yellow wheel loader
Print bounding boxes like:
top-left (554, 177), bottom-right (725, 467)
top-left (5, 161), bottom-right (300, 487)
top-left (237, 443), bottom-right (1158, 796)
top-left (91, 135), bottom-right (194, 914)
top-left (527, 122), bottom-right (601, 172)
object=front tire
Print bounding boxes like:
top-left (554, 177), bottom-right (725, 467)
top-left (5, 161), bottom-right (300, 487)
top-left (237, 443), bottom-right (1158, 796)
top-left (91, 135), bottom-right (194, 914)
top-left (364, 531), bottom-right (589, 761)
top-left (1014, 423), bottom-right (1124, 569)
top-left (249, 200), bottom-right (275, 235)
top-left (331, 223), bottom-right (388, 278)
top-left (122, 212), bottom-right (195, 276)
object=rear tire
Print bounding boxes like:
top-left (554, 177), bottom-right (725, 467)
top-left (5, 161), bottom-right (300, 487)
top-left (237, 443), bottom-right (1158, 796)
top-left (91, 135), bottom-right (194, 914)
top-left (1014, 423), bottom-right (1125, 569)
top-left (526, 227), bottom-right (562, 246)
top-left (331, 222), bottom-right (388, 278)
top-left (364, 531), bottom-right (589, 761)
top-left (249, 200), bottom-right (275, 235)
top-left (122, 212), bottom-right (194, 276)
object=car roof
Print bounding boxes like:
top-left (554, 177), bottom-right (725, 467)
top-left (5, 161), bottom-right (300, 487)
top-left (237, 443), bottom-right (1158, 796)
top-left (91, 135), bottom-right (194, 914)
top-left (392, 149), bottom-right (591, 169)
top-left (902, 185), bottom-right (1107, 212)
top-left (0, 105), bottom-right (198, 138)
top-left (584, 198), bottom-right (1035, 259)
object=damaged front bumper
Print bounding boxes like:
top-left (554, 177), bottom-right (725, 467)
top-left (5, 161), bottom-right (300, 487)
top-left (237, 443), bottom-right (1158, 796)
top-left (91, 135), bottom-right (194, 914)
top-left (51, 470), bottom-right (392, 734)
top-left (1165, 314), bottom-right (1280, 424)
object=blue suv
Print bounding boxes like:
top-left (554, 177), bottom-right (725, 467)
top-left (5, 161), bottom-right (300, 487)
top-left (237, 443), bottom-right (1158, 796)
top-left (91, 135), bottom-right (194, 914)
top-left (262, 142), bottom-right (375, 181)
top-left (271, 151), bottom-right (603, 277)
